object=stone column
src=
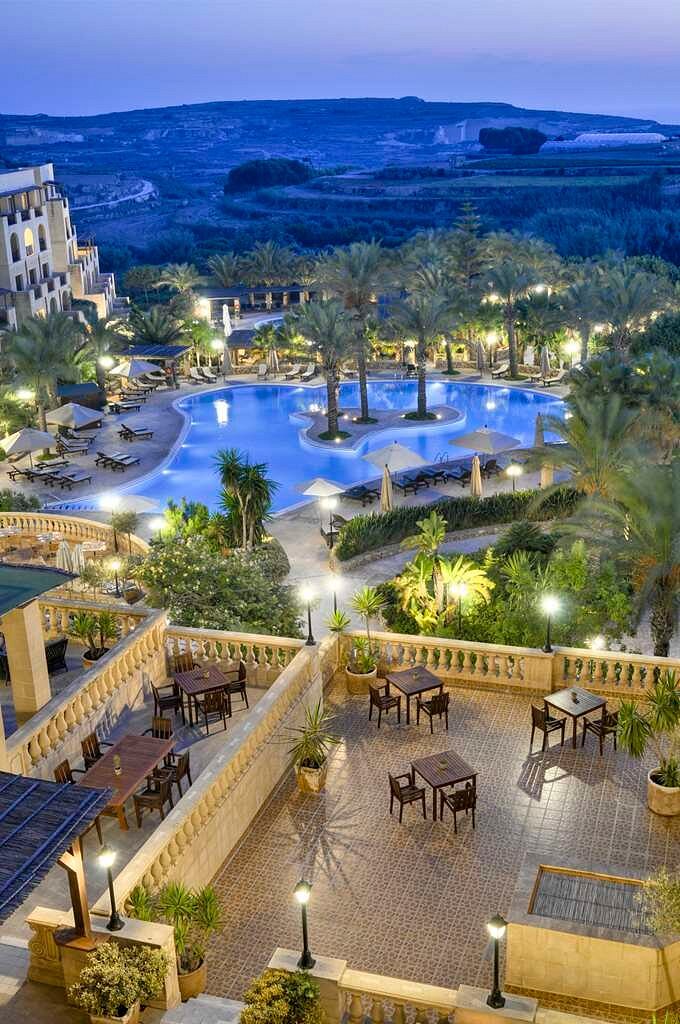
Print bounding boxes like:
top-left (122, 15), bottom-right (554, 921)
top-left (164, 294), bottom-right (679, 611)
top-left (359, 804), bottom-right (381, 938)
top-left (3, 600), bottom-right (51, 722)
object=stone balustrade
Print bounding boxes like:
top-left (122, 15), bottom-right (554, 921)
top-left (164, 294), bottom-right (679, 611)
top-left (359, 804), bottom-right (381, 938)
top-left (39, 596), bottom-right (148, 640)
top-left (164, 624), bottom-right (305, 685)
top-left (341, 968), bottom-right (456, 1024)
top-left (6, 610), bottom-right (167, 778)
top-left (0, 510), bottom-right (149, 556)
top-left (554, 645), bottom-right (680, 695)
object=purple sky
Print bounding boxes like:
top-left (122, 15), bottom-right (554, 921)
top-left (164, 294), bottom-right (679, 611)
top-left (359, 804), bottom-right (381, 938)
top-left (5, 0), bottom-right (680, 121)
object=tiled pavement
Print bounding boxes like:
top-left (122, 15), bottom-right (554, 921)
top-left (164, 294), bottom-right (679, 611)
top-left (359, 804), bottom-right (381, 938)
top-left (208, 680), bottom-right (680, 1003)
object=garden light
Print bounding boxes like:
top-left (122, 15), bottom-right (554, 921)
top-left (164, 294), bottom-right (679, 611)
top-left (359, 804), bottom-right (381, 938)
top-left (485, 914), bottom-right (507, 1008)
top-left (540, 594), bottom-right (560, 652)
top-left (97, 846), bottom-right (124, 931)
top-left (299, 586), bottom-right (316, 645)
top-left (505, 463), bottom-right (522, 492)
top-left (294, 879), bottom-right (315, 969)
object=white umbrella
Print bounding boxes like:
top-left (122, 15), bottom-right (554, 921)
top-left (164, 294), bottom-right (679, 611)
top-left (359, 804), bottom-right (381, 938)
top-left (296, 477), bottom-right (346, 498)
top-left (222, 304), bottom-right (233, 338)
top-left (266, 347), bottom-right (280, 373)
top-left (470, 455), bottom-right (483, 498)
top-left (476, 341), bottom-right (486, 374)
top-left (534, 413), bottom-right (545, 448)
top-left (71, 543), bottom-right (86, 574)
top-left (0, 427), bottom-right (56, 466)
top-left (110, 358), bottom-right (161, 379)
top-left (56, 540), bottom-right (73, 573)
top-left (46, 403), bottom-right (102, 430)
top-left (363, 441), bottom-right (428, 474)
top-left (380, 465), bottom-right (394, 512)
top-left (540, 346), bottom-right (551, 378)
top-left (222, 345), bottom-right (233, 374)
top-left (449, 427), bottom-right (521, 455)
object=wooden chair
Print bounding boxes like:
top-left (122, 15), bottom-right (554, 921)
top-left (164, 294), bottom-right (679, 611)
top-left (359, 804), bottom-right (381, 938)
top-left (582, 709), bottom-right (619, 755)
top-left (530, 703), bottom-right (566, 751)
top-left (155, 751), bottom-right (192, 798)
top-left (172, 651), bottom-right (196, 674)
top-left (54, 760), bottom-right (103, 843)
top-left (133, 776), bottom-right (174, 827)
top-left (151, 680), bottom-right (185, 723)
top-left (440, 782), bottom-right (476, 834)
top-left (143, 716), bottom-right (173, 740)
top-left (388, 772), bottom-right (426, 824)
top-left (416, 691), bottom-right (449, 733)
top-left (369, 684), bottom-right (401, 728)
top-left (194, 690), bottom-right (228, 734)
top-left (81, 732), bottom-right (113, 770)
top-left (225, 662), bottom-right (249, 710)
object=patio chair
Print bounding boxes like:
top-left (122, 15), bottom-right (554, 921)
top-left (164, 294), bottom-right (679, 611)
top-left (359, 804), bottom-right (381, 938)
top-left (133, 775), bottom-right (174, 827)
top-left (143, 716), bottom-right (173, 741)
top-left (491, 361), bottom-right (510, 379)
top-left (224, 661), bottom-right (249, 710)
top-left (284, 363), bottom-right (302, 380)
top-left (172, 651), bottom-right (196, 674)
top-left (257, 363), bottom-right (269, 380)
top-left (54, 760), bottom-right (103, 843)
top-left (151, 679), bottom-right (185, 722)
top-left (331, 512), bottom-right (350, 529)
top-left (439, 781), bottom-right (476, 834)
top-left (530, 703), bottom-right (566, 751)
top-left (81, 732), bottom-right (113, 770)
top-left (45, 636), bottom-right (68, 675)
top-left (299, 363), bottom-right (316, 382)
top-left (194, 689), bottom-right (229, 734)
top-left (118, 423), bottom-right (154, 441)
top-left (388, 772), bottom-right (426, 824)
top-left (416, 690), bottom-right (449, 733)
top-left (189, 367), bottom-right (204, 384)
top-left (582, 708), bottom-right (619, 755)
top-left (154, 750), bottom-right (192, 798)
top-left (369, 683), bottom-right (401, 728)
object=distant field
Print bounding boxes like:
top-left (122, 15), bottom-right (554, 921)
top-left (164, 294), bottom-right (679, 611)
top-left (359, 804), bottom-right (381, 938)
top-left (470, 149), bottom-right (680, 171)
top-left (355, 174), bottom-right (644, 191)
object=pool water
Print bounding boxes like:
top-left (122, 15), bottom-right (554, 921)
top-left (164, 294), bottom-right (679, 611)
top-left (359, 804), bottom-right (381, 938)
top-left (121, 380), bottom-right (564, 514)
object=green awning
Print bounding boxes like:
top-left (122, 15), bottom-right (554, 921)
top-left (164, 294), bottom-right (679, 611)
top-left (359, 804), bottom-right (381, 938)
top-left (0, 564), bottom-right (73, 618)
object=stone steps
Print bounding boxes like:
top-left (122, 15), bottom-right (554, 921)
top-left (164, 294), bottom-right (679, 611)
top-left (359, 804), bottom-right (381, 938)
top-left (160, 993), bottom-right (243, 1024)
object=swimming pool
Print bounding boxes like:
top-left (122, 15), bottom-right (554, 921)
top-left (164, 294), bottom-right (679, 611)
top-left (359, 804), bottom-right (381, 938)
top-left (117, 380), bottom-right (564, 514)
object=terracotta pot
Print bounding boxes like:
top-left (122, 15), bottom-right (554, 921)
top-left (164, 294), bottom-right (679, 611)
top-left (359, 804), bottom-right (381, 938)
top-left (647, 770), bottom-right (680, 816)
top-left (178, 960), bottom-right (207, 1002)
top-left (295, 760), bottom-right (328, 794)
top-left (90, 1001), bottom-right (140, 1024)
top-left (345, 665), bottom-right (377, 695)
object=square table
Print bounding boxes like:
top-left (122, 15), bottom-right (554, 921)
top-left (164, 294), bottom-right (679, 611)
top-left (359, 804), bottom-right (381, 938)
top-left (411, 749), bottom-right (477, 821)
top-left (544, 686), bottom-right (607, 748)
top-left (79, 733), bottom-right (175, 830)
top-left (385, 666), bottom-right (443, 725)
top-left (173, 664), bottom-right (234, 726)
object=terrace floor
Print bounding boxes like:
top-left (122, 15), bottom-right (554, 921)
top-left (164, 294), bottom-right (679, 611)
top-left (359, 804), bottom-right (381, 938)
top-left (206, 678), bottom-right (680, 1009)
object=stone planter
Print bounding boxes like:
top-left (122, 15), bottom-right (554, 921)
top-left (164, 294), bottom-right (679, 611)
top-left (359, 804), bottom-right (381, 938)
top-left (295, 760), bottom-right (328, 794)
top-left (82, 648), bottom-right (110, 669)
top-left (178, 961), bottom-right (207, 1002)
top-left (345, 665), bottom-right (377, 695)
top-left (647, 770), bottom-right (680, 816)
top-left (90, 1002), bottom-right (140, 1024)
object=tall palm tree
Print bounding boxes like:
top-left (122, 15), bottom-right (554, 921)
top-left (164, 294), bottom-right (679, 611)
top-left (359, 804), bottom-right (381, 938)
top-left (208, 252), bottom-right (243, 288)
top-left (560, 278), bottom-right (603, 363)
top-left (389, 291), bottom-right (455, 417)
top-left (242, 241), bottom-right (296, 287)
top-left (291, 301), bottom-right (354, 437)
top-left (215, 447), bottom-right (277, 550)
top-left (155, 263), bottom-right (201, 294)
top-left (487, 231), bottom-right (561, 282)
top-left (486, 262), bottom-right (538, 378)
top-left (519, 291), bottom-right (566, 365)
top-left (123, 264), bottom-right (162, 305)
top-left (4, 314), bottom-right (87, 430)
top-left (596, 268), bottom-right (668, 354)
top-left (317, 241), bottom-right (387, 422)
top-left (85, 317), bottom-right (126, 388)
top-left (128, 305), bottom-right (187, 347)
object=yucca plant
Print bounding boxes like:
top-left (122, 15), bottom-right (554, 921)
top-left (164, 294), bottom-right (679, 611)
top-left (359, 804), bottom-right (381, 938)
top-left (157, 882), bottom-right (222, 974)
top-left (288, 700), bottom-right (339, 770)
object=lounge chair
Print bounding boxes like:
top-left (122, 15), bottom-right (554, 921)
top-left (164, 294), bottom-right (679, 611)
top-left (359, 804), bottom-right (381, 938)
top-left (299, 363), bottom-right (316, 382)
top-left (118, 422), bottom-right (154, 441)
top-left (188, 367), bottom-right (205, 385)
top-left (481, 458), bottom-right (502, 478)
top-left (284, 363), bottom-right (302, 380)
top-left (56, 436), bottom-right (91, 454)
top-left (541, 369), bottom-right (566, 387)
top-left (491, 362), bottom-right (509, 379)
top-left (342, 484), bottom-right (379, 506)
top-left (257, 363), bottom-right (269, 380)
top-left (331, 512), bottom-right (351, 528)
top-left (64, 427), bottom-right (98, 442)
top-left (418, 466), bottom-right (449, 485)
top-left (449, 466), bottom-right (472, 487)
top-left (200, 367), bottom-right (217, 383)
top-left (95, 451), bottom-right (141, 471)
top-left (108, 399), bottom-right (143, 414)
top-left (50, 469), bottom-right (93, 490)
top-left (393, 472), bottom-right (429, 496)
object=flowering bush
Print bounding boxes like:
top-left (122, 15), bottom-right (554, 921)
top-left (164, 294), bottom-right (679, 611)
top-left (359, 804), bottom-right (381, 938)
top-left (241, 969), bottom-right (324, 1024)
top-left (69, 942), bottom-right (167, 1018)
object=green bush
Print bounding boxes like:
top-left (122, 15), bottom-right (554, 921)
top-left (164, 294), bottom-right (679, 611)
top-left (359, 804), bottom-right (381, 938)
top-left (0, 489), bottom-right (41, 512)
top-left (334, 486), bottom-right (579, 561)
top-left (241, 969), bottom-right (323, 1024)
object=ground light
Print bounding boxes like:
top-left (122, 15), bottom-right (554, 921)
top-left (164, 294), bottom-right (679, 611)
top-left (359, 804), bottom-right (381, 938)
top-left (589, 634), bottom-right (605, 651)
top-left (505, 463), bottom-right (522, 492)
top-left (299, 586), bottom-right (315, 645)
top-left (486, 914), bottom-right (507, 1008)
top-left (15, 388), bottom-right (34, 402)
top-left (449, 581), bottom-right (468, 634)
top-left (294, 880), bottom-right (315, 969)
top-left (98, 846), bottom-right (124, 931)
top-left (564, 339), bottom-right (581, 366)
top-left (320, 495), bottom-right (338, 549)
top-left (540, 594), bottom-right (560, 653)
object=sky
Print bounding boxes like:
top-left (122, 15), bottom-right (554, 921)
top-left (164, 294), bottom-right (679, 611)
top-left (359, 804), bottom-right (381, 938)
top-left (5, 0), bottom-right (680, 121)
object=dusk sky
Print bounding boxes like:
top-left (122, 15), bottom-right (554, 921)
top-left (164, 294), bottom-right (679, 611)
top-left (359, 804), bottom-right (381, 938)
top-left (6, 0), bottom-right (680, 121)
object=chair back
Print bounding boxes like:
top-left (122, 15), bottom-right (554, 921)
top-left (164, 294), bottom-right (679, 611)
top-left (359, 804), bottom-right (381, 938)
top-left (54, 760), bottom-right (73, 785)
top-left (531, 704), bottom-right (548, 730)
top-left (369, 684), bottom-right (382, 706)
top-left (45, 637), bottom-right (68, 670)
top-left (175, 751), bottom-right (190, 781)
top-left (203, 690), bottom-right (225, 714)
top-left (173, 652), bottom-right (195, 674)
top-left (150, 716), bottom-right (173, 739)
top-left (429, 692), bottom-right (449, 716)
top-left (81, 732), bottom-right (101, 763)
top-left (388, 773), bottom-right (403, 799)
top-left (447, 781), bottom-right (476, 812)
top-left (604, 709), bottom-right (619, 730)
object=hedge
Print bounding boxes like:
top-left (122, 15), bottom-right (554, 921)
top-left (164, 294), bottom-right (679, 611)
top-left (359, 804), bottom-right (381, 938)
top-left (334, 486), bottom-right (580, 561)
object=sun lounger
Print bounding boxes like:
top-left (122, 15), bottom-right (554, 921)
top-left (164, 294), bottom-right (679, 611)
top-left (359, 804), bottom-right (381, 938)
top-left (50, 469), bottom-right (93, 490)
top-left (299, 363), bottom-right (316, 382)
top-left (189, 367), bottom-right (205, 385)
top-left (95, 451), bottom-right (141, 471)
top-left (331, 512), bottom-right (351, 528)
top-left (418, 466), bottom-right (449, 485)
top-left (449, 466), bottom-right (472, 486)
top-left (284, 364), bottom-right (302, 380)
top-left (481, 458), bottom-right (502, 478)
top-left (56, 437), bottom-right (90, 454)
top-left (108, 399), bottom-right (143, 414)
top-left (257, 363), bottom-right (269, 380)
top-left (342, 484), bottom-right (379, 506)
top-left (118, 423), bottom-right (154, 441)
top-left (393, 472), bottom-right (429, 495)
top-left (491, 362), bottom-right (509, 379)
top-left (540, 369), bottom-right (566, 387)
top-left (200, 367), bottom-right (217, 383)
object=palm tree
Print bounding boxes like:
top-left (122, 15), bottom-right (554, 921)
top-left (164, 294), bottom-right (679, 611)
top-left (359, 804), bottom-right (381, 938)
top-left (85, 317), bottom-right (126, 388)
top-left (350, 586), bottom-right (385, 650)
top-left (317, 241), bottom-right (387, 422)
top-left (184, 318), bottom-right (214, 367)
top-left (4, 314), bottom-right (87, 430)
top-left (519, 291), bottom-right (566, 366)
top-left (487, 231), bottom-right (561, 281)
top-left (242, 241), bottom-right (296, 287)
top-left (155, 263), bottom-right (201, 294)
top-left (389, 291), bottom-right (455, 417)
top-left (596, 268), bottom-right (668, 354)
top-left (486, 262), bottom-right (538, 378)
top-left (291, 301), bottom-right (354, 437)
top-left (123, 264), bottom-right (162, 305)
top-left (215, 447), bottom-right (278, 550)
top-left (128, 305), bottom-right (187, 347)
top-left (560, 278), bottom-right (603, 363)
top-left (207, 252), bottom-right (243, 288)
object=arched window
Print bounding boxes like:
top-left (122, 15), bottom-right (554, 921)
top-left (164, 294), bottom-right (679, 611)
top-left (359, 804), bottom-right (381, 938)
top-left (23, 227), bottom-right (34, 257)
top-left (38, 224), bottom-right (47, 253)
top-left (9, 233), bottom-right (20, 262)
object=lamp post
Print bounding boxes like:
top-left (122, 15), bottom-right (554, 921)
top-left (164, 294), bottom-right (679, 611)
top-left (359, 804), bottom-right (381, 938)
top-left (486, 914), bottom-right (507, 1009)
top-left (540, 594), bottom-right (560, 653)
top-left (485, 331), bottom-right (498, 371)
top-left (300, 586), bottom-right (315, 646)
top-left (98, 846), bottom-right (124, 931)
top-left (327, 574), bottom-right (342, 615)
top-left (564, 338), bottom-right (581, 368)
top-left (505, 463), bottom-right (522, 493)
top-left (449, 581), bottom-right (468, 634)
top-left (320, 495), bottom-right (338, 549)
top-left (109, 557), bottom-right (122, 598)
top-left (211, 337), bottom-right (226, 379)
top-left (294, 880), bottom-right (315, 969)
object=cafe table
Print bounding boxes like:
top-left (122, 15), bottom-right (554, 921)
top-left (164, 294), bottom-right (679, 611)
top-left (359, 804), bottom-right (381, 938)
top-left (385, 665), bottom-right (443, 725)
top-left (79, 733), bottom-right (174, 830)
top-left (173, 664), bottom-right (234, 726)
top-left (411, 749), bottom-right (477, 821)
top-left (544, 686), bottom-right (606, 749)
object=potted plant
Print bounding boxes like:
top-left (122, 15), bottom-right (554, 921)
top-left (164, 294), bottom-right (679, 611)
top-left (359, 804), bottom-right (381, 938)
top-left (72, 610), bottom-right (120, 666)
top-left (241, 968), bottom-right (323, 1024)
top-left (345, 586), bottom-right (385, 694)
top-left (288, 699), bottom-right (339, 794)
top-left (69, 941), bottom-right (167, 1024)
top-left (618, 671), bottom-right (680, 816)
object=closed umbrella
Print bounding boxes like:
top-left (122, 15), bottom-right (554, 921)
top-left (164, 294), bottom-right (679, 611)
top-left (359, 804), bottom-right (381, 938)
top-left (56, 541), bottom-right (73, 573)
top-left (222, 304), bottom-right (233, 338)
top-left (71, 544), bottom-right (86, 574)
top-left (380, 464), bottom-right (394, 512)
top-left (534, 413), bottom-right (545, 448)
top-left (46, 403), bottom-right (102, 430)
top-left (0, 428), bottom-right (56, 467)
top-left (540, 346), bottom-right (551, 379)
top-left (222, 345), bottom-right (233, 374)
top-left (476, 341), bottom-right (486, 374)
top-left (470, 455), bottom-right (483, 498)
top-left (449, 427), bottom-right (521, 455)
top-left (296, 477), bottom-right (346, 498)
top-left (110, 358), bottom-right (161, 379)
top-left (266, 347), bottom-right (280, 373)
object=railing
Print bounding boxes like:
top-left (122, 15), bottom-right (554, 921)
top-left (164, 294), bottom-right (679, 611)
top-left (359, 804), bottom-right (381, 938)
top-left (164, 625), bottom-right (304, 685)
top-left (40, 596), bottom-right (148, 640)
top-left (555, 646), bottom-right (680, 695)
top-left (340, 969), bottom-right (456, 1024)
top-left (0, 511), bottom-right (149, 557)
top-left (6, 610), bottom-right (167, 777)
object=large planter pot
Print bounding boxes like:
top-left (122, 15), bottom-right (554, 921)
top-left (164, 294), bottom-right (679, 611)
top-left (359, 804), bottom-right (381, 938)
top-left (647, 770), bottom-right (680, 816)
top-left (178, 961), bottom-right (207, 1002)
top-left (295, 760), bottom-right (328, 794)
top-left (90, 1002), bottom-right (140, 1024)
top-left (83, 648), bottom-right (110, 669)
top-left (345, 665), bottom-right (377, 695)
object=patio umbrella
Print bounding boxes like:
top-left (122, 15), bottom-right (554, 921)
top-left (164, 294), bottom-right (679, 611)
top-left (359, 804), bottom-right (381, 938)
top-left (71, 544), bottom-right (86, 574)
top-left (470, 455), bottom-right (483, 498)
top-left (363, 441), bottom-right (428, 474)
top-left (476, 341), bottom-right (486, 374)
top-left (380, 464), bottom-right (394, 512)
top-left (296, 477), bottom-right (346, 498)
top-left (266, 347), bottom-right (280, 373)
top-left (55, 541), bottom-right (73, 573)
top-left (540, 464), bottom-right (555, 488)
top-left (110, 358), bottom-right (161, 379)
top-left (534, 413), bottom-right (545, 448)
top-left (46, 403), bottom-right (102, 430)
top-left (540, 346), bottom-right (551, 379)
top-left (0, 428), bottom-right (56, 467)
top-left (448, 427), bottom-right (521, 455)
top-left (222, 345), bottom-right (233, 374)
top-left (222, 304), bottom-right (233, 338)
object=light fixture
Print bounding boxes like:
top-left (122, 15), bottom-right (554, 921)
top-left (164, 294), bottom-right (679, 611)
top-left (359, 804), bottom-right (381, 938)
top-left (294, 880), bottom-right (315, 969)
top-left (505, 463), bottom-right (523, 492)
top-left (15, 388), bottom-right (35, 402)
top-left (97, 846), bottom-right (124, 931)
top-left (486, 914), bottom-right (507, 1008)
top-left (149, 516), bottom-right (166, 533)
top-left (449, 581), bottom-right (468, 633)
top-left (588, 634), bottom-right (605, 651)
top-left (540, 594), bottom-right (560, 652)
top-left (320, 496), bottom-right (338, 549)
top-left (211, 338), bottom-right (225, 351)
top-left (485, 400), bottom-right (497, 411)
top-left (98, 355), bottom-right (115, 370)
top-left (327, 574), bottom-right (343, 614)
top-left (533, 283), bottom-right (548, 294)
top-left (108, 557), bottom-right (122, 598)
top-left (99, 492), bottom-right (122, 512)
top-left (299, 586), bottom-right (315, 645)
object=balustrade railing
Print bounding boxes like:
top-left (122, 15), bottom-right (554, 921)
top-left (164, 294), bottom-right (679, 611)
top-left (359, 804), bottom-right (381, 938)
top-left (555, 646), bottom-right (680, 695)
top-left (340, 970), bottom-right (456, 1024)
top-left (39, 596), bottom-right (148, 640)
top-left (164, 625), bottom-right (304, 685)
top-left (0, 511), bottom-right (149, 556)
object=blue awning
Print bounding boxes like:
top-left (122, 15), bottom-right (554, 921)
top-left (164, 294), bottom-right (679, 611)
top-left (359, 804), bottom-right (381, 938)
top-left (126, 345), bottom-right (190, 360)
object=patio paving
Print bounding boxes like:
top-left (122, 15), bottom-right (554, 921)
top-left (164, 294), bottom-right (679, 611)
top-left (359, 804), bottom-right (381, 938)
top-left (206, 679), bottom-right (680, 1004)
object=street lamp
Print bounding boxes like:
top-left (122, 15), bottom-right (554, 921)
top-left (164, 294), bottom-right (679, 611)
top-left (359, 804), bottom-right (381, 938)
top-left (299, 585), bottom-right (315, 646)
top-left (449, 581), bottom-right (468, 634)
top-left (294, 880), bottom-right (315, 969)
top-left (211, 337), bottom-right (227, 379)
top-left (109, 557), bottom-right (122, 598)
top-left (320, 496), bottom-right (338, 549)
top-left (486, 914), bottom-right (507, 1009)
top-left (505, 463), bottom-right (523, 492)
top-left (540, 594), bottom-right (560, 653)
top-left (327, 574), bottom-right (342, 614)
top-left (98, 355), bottom-right (115, 371)
top-left (98, 846), bottom-right (124, 931)
top-left (564, 338), bottom-right (580, 367)
top-left (485, 331), bottom-right (498, 370)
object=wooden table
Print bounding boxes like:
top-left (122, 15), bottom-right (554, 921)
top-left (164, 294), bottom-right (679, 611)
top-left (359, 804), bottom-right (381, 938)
top-left (411, 749), bottom-right (477, 822)
top-left (544, 686), bottom-right (607, 748)
top-left (386, 666), bottom-right (443, 725)
top-left (173, 664), bottom-right (234, 726)
top-left (79, 734), bottom-right (174, 830)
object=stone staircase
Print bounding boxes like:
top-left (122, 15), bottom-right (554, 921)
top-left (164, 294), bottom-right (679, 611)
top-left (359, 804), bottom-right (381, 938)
top-left (159, 993), bottom-right (243, 1024)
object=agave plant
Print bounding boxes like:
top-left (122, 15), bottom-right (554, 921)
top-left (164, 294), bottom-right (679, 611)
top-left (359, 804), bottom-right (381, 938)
top-left (288, 700), bottom-right (339, 770)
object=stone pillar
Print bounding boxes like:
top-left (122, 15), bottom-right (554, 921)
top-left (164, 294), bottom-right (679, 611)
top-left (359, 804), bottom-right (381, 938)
top-left (3, 600), bottom-right (51, 721)
top-left (269, 948), bottom-right (347, 1024)
top-left (0, 699), bottom-right (7, 771)
top-left (27, 907), bottom-right (66, 987)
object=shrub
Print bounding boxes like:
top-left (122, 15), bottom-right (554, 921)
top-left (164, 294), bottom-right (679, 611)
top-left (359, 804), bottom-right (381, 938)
top-left (334, 486), bottom-right (579, 561)
top-left (226, 158), bottom-right (315, 193)
top-left (241, 969), bottom-right (323, 1024)
top-left (0, 488), bottom-right (41, 512)
top-left (69, 942), bottom-right (167, 1018)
